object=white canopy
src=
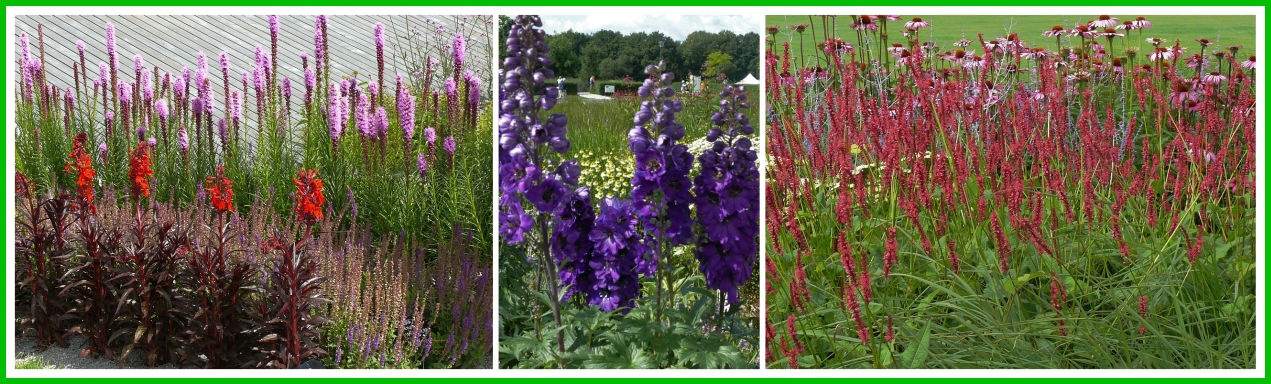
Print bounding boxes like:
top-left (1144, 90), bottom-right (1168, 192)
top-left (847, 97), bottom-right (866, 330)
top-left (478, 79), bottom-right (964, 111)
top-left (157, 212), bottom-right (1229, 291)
top-left (735, 73), bottom-right (760, 85)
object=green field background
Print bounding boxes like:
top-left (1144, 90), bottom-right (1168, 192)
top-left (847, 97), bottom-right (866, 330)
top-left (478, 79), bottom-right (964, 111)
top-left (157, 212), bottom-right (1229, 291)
top-left (767, 15), bottom-right (1257, 68)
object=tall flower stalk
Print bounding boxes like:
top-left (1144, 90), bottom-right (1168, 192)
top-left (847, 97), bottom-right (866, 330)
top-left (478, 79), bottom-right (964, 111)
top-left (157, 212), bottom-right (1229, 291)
top-left (497, 15), bottom-right (572, 353)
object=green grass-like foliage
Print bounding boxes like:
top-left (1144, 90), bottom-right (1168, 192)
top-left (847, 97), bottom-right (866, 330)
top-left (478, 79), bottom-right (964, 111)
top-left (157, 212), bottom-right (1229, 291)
top-left (765, 15), bottom-right (1256, 369)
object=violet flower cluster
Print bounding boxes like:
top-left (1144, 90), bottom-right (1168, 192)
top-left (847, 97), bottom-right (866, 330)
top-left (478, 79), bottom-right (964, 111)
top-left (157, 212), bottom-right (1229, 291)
top-left (629, 61), bottom-right (693, 277)
top-left (497, 15), bottom-right (572, 244)
top-left (693, 85), bottom-right (759, 304)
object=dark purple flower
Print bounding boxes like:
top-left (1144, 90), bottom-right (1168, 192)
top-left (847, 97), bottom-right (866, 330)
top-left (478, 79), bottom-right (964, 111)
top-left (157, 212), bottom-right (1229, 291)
top-left (417, 152), bottom-right (429, 177)
top-left (693, 85), bottom-right (759, 304)
top-left (177, 126), bottom-right (189, 152)
top-left (586, 197), bottom-right (644, 313)
top-left (397, 74), bottom-right (416, 143)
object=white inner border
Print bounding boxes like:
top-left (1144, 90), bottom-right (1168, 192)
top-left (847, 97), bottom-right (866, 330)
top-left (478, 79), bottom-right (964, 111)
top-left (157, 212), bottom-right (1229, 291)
top-left (6, 5), bottom-right (1265, 378)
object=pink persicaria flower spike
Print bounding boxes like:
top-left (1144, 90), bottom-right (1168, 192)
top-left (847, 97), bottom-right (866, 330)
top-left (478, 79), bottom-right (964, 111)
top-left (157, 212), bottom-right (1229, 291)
top-left (904, 17), bottom-right (930, 30)
top-left (1089, 15), bottom-right (1119, 28)
top-left (1132, 16), bottom-right (1152, 29)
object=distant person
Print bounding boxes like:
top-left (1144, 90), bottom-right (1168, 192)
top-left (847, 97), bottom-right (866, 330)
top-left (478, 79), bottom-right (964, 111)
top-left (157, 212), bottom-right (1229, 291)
top-left (589, 76), bottom-right (596, 92)
top-left (558, 77), bottom-right (566, 93)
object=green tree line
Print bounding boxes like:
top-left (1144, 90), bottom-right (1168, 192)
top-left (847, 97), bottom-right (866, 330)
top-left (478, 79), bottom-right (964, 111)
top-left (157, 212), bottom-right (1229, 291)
top-left (499, 16), bottom-right (760, 82)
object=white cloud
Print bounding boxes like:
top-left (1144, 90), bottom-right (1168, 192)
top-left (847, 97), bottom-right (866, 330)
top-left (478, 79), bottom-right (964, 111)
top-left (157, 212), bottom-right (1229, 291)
top-left (540, 15), bottom-right (760, 40)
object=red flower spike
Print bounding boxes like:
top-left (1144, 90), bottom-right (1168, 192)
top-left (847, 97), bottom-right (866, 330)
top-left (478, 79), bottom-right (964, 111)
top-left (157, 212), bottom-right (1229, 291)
top-left (127, 141), bottom-right (153, 199)
top-left (204, 166), bottom-right (235, 213)
top-left (293, 168), bottom-right (326, 226)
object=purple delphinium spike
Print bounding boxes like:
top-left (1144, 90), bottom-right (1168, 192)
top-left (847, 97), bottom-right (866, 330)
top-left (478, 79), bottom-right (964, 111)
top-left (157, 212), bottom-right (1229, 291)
top-left (693, 85), bottom-right (759, 304)
top-left (497, 16), bottom-right (572, 245)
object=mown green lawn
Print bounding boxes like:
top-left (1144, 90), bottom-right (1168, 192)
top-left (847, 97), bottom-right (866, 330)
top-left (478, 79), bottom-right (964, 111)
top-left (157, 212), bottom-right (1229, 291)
top-left (767, 15), bottom-right (1256, 68)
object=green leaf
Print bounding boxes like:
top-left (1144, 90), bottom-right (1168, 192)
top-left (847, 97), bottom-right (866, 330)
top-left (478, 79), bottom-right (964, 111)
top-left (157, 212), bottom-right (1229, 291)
top-left (898, 321), bottom-right (931, 369)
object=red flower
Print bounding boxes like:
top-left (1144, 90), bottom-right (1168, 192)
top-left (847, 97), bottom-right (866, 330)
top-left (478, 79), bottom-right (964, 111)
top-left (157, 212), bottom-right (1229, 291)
top-left (16, 171), bottom-right (31, 199)
top-left (65, 132), bottom-right (95, 212)
top-left (293, 168), bottom-right (326, 225)
top-left (127, 141), bottom-right (153, 199)
top-left (205, 166), bottom-right (235, 213)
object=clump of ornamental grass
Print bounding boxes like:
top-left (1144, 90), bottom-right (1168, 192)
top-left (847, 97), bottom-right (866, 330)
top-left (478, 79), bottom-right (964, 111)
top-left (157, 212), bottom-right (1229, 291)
top-left (765, 15), bottom-right (1255, 369)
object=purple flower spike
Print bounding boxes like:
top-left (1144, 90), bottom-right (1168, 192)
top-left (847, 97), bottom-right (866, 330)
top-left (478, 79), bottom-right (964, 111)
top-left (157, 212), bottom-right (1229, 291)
top-left (424, 127), bottom-right (437, 144)
top-left (374, 22), bottom-right (386, 51)
top-left (397, 74), bottom-right (416, 142)
top-left (155, 99), bottom-right (168, 120)
top-left (269, 15), bottom-right (280, 34)
top-left (445, 78), bottom-right (457, 97)
top-left (355, 93), bottom-right (371, 137)
top-left (136, 125), bottom-right (147, 140)
top-left (177, 126), bottom-right (189, 152)
top-left (327, 81), bottom-right (343, 146)
top-left (133, 54), bottom-right (144, 73)
top-left (443, 136), bottom-right (456, 155)
top-left (147, 137), bottom-right (156, 147)
top-left (417, 152), bottom-right (429, 177)
top-left (452, 33), bottom-right (466, 68)
top-left (374, 106), bottom-right (388, 138)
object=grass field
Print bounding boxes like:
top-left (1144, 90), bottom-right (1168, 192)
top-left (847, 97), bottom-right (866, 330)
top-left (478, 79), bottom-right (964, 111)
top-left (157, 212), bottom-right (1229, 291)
top-left (767, 15), bottom-right (1256, 69)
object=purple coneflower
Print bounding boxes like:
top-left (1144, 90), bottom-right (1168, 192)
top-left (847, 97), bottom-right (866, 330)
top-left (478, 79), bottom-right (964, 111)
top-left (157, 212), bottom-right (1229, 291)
top-left (1241, 55), bottom-right (1256, 69)
top-left (1132, 16), bottom-right (1152, 29)
top-left (1089, 15), bottom-right (1119, 28)
top-left (904, 17), bottom-right (929, 30)
top-left (1202, 71), bottom-right (1227, 84)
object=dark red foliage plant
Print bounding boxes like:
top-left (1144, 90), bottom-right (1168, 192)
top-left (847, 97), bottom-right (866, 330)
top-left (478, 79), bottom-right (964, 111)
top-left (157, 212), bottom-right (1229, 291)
top-left (15, 176), bottom-right (74, 348)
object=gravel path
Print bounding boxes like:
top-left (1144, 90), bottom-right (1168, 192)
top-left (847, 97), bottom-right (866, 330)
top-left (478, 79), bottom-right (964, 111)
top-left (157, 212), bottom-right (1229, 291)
top-left (15, 334), bottom-right (182, 369)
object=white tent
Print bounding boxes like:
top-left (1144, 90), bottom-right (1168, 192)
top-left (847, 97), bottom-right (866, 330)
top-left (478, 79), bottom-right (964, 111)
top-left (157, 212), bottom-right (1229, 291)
top-left (735, 73), bottom-right (760, 85)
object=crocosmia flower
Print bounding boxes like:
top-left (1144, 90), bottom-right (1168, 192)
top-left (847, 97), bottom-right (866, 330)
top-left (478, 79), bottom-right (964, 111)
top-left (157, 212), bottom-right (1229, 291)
top-left (205, 166), bottom-right (235, 213)
top-left (293, 169), bottom-right (326, 225)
